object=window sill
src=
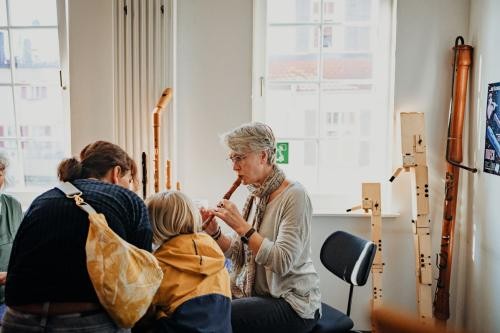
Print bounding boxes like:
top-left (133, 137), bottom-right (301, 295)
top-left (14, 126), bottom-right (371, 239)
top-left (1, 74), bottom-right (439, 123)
top-left (312, 210), bottom-right (400, 218)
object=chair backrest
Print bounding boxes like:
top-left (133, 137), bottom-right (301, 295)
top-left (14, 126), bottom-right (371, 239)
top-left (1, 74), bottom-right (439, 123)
top-left (320, 231), bottom-right (376, 286)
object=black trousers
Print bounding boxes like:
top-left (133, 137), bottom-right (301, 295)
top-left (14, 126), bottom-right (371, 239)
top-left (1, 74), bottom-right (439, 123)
top-left (231, 297), bottom-right (319, 333)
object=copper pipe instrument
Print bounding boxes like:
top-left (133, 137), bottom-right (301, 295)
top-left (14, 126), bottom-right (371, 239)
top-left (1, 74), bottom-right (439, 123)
top-left (434, 36), bottom-right (477, 322)
top-left (153, 88), bottom-right (173, 193)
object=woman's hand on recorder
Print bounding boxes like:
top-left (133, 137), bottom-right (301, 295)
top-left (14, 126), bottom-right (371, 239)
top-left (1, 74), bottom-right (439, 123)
top-left (200, 207), bottom-right (218, 235)
top-left (212, 199), bottom-right (249, 236)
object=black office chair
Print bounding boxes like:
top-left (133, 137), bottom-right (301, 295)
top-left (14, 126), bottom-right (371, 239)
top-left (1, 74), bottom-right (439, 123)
top-left (312, 231), bottom-right (377, 333)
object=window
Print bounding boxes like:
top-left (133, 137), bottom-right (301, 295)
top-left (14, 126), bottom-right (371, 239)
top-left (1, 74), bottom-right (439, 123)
top-left (253, 0), bottom-right (395, 212)
top-left (0, 0), bottom-right (69, 193)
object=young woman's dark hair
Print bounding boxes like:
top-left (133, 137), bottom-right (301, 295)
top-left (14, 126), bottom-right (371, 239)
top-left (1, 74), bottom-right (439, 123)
top-left (58, 141), bottom-right (134, 183)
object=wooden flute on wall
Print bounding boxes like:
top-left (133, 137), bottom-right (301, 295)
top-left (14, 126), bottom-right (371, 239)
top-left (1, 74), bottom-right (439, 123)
top-left (166, 160), bottom-right (171, 190)
top-left (153, 88), bottom-right (173, 193)
top-left (433, 36), bottom-right (477, 323)
top-left (141, 152), bottom-right (147, 199)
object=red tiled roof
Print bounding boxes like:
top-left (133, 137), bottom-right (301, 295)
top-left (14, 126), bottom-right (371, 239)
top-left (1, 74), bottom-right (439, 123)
top-left (268, 54), bottom-right (372, 80)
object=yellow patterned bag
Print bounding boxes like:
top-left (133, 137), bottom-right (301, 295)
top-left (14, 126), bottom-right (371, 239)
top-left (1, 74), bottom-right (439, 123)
top-left (58, 182), bottom-right (163, 328)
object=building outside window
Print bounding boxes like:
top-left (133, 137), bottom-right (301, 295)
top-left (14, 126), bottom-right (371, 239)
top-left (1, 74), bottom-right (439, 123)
top-left (0, 0), bottom-right (69, 194)
top-left (253, 0), bottom-right (395, 212)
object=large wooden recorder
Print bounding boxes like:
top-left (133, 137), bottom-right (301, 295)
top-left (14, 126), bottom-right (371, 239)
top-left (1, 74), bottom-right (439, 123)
top-left (153, 88), bottom-right (173, 193)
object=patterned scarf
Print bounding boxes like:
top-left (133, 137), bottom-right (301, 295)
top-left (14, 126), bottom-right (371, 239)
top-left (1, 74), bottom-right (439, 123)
top-left (230, 164), bottom-right (285, 298)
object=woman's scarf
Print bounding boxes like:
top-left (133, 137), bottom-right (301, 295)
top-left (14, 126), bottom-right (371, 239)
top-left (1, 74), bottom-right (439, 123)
top-left (230, 164), bottom-right (285, 298)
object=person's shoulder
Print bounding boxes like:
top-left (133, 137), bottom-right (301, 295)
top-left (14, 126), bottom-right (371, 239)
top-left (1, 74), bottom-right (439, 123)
top-left (1, 193), bottom-right (23, 213)
top-left (74, 179), bottom-right (141, 201)
top-left (73, 178), bottom-right (113, 191)
top-left (31, 187), bottom-right (64, 203)
top-left (22, 187), bottom-right (66, 216)
top-left (278, 181), bottom-right (312, 210)
top-left (1, 193), bottom-right (21, 205)
top-left (283, 181), bottom-right (308, 198)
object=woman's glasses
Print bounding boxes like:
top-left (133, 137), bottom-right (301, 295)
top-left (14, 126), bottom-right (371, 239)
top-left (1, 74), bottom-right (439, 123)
top-left (227, 153), bottom-right (250, 164)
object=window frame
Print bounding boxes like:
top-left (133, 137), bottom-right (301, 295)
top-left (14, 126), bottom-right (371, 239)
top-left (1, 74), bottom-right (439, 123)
top-left (0, 0), bottom-right (70, 207)
top-left (252, 0), bottom-right (397, 215)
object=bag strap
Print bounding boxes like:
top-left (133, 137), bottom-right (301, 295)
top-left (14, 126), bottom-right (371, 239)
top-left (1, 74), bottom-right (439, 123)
top-left (57, 182), bottom-right (97, 215)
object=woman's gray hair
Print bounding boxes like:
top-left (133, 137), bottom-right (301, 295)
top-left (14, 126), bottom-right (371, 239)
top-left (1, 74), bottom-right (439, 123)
top-left (222, 122), bottom-right (277, 164)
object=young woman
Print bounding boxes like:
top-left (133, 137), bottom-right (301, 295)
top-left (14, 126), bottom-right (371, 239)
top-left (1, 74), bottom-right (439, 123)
top-left (202, 122), bottom-right (321, 333)
top-left (3, 141), bottom-right (152, 333)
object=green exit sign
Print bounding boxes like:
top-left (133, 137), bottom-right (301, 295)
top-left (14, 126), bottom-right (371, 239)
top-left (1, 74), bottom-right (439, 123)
top-left (276, 142), bottom-right (289, 164)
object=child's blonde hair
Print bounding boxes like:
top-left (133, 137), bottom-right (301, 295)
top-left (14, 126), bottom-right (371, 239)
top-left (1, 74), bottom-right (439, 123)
top-left (146, 191), bottom-right (202, 245)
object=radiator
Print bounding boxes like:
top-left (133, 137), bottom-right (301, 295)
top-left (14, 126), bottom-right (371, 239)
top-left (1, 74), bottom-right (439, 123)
top-left (114, 0), bottom-right (175, 195)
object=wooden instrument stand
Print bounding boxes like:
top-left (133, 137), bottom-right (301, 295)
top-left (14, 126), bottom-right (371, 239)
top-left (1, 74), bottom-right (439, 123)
top-left (347, 182), bottom-right (383, 332)
top-left (390, 112), bottom-right (433, 323)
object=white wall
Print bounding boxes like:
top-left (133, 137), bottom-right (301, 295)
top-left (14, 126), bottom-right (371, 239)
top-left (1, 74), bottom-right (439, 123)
top-left (175, 0), bottom-right (253, 207)
top-left (465, 0), bottom-right (500, 331)
top-left (67, 0), bottom-right (500, 331)
top-left (67, 0), bottom-right (115, 154)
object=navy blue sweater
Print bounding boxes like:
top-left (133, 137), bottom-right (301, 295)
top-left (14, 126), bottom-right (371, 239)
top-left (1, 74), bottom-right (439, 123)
top-left (5, 179), bottom-right (152, 305)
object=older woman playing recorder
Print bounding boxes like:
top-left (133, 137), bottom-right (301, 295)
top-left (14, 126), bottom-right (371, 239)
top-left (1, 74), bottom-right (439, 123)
top-left (202, 122), bottom-right (321, 333)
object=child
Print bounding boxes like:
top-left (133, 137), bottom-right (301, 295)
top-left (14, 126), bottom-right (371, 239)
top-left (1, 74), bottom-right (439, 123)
top-left (146, 191), bottom-right (232, 333)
